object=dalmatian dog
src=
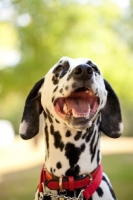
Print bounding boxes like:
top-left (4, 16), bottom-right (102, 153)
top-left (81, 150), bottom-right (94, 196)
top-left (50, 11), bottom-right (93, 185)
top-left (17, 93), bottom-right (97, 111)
top-left (19, 57), bottom-right (123, 200)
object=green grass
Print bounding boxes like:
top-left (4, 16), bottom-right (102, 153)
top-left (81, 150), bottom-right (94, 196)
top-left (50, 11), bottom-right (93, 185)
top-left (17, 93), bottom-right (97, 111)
top-left (102, 154), bottom-right (133, 200)
top-left (0, 154), bottom-right (133, 200)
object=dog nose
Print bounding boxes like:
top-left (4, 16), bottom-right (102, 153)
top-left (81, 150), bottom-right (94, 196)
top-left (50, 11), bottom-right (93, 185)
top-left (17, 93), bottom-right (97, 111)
top-left (73, 64), bottom-right (93, 80)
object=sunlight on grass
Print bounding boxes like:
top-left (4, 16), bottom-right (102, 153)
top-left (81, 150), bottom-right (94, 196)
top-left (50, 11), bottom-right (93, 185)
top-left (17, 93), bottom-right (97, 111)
top-left (102, 154), bottom-right (133, 200)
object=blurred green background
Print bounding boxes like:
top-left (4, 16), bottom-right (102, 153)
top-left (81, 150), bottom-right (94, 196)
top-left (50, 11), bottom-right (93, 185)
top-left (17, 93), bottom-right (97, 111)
top-left (0, 0), bottom-right (133, 199)
top-left (0, 0), bottom-right (133, 136)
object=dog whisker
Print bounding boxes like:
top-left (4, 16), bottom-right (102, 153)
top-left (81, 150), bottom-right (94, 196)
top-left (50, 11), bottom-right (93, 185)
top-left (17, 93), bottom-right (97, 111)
top-left (31, 93), bottom-right (41, 101)
top-left (57, 51), bottom-right (64, 57)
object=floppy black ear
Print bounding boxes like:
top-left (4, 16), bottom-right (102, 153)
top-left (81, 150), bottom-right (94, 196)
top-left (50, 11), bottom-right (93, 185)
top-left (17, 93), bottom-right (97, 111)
top-left (100, 79), bottom-right (123, 138)
top-left (19, 78), bottom-right (44, 140)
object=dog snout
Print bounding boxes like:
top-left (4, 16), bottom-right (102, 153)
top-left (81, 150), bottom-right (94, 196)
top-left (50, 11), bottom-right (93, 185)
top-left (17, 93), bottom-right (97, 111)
top-left (72, 64), bottom-right (93, 80)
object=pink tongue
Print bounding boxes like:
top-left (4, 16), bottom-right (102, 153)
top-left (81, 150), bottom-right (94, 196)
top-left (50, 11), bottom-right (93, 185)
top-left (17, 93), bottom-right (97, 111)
top-left (65, 98), bottom-right (89, 114)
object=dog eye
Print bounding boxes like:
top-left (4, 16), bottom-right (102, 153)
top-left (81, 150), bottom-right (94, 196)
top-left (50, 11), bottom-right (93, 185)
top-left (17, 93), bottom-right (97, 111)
top-left (63, 61), bottom-right (70, 71)
top-left (92, 65), bottom-right (100, 73)
top-left (53, 61), bottom-right (70, 74)
top-left (53, 65), bottom-right (63, 73)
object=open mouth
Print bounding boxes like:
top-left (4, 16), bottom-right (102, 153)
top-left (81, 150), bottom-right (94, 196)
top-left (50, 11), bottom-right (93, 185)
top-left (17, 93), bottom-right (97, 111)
top-left (54, 87), bottom-right (99, 121)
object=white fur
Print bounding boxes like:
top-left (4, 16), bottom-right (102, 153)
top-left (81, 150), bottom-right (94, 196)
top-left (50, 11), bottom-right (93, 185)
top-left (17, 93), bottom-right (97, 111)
top-left (119, 122), bottom-right (124, 133)
top-left (19, 120), bottom-right (28, 135)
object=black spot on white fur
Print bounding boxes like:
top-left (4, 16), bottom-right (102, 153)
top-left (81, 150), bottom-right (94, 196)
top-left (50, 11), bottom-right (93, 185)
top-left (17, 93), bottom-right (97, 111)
top-left (65, 165), bottom-right (80, 177)
top-left (44, 123), bottom-right (49, 157)
top-left (52, 96), bottom-right (55, 103)
top-left (102, 175), bottom-right (117, 200)
top-left (55, 119), bottom-right (60, 124)
top-left (74, 131), bottom-right (82, 141)
top-left (52, 74), bottom-right (59, 85)
top-left (43, 110), bottom-right (47, 119)
top-left (56, 162), bottom-right (62, 169)
top-left (96, 187), bottom-right (104, 197)
top-left (91, 132), bottom-right (100, 162)
top-left (46, 108), bottom-right (53, 123)
top-left (53, 86), bottom-right (58, 92)
top-left (82, 128), bottom-right (89, 139)
top-left (53, 61), bottom-right (70, 79)
top-left (59, 88), bottom-right (63, 94)
top-left (72, 82), bottom-right (77, 89)
top-left (65, 86), bottom-right (69, 90)
top-left (65, 130), bottom-right (71, 137)
top-left (65, 143), bottom-right (85, 169)
top-left (50, 125), bottom-right (64, 151)
top-left (85, 125), bottom-right (94, 142)
top-left (97, 149), bottom-right (100, 165)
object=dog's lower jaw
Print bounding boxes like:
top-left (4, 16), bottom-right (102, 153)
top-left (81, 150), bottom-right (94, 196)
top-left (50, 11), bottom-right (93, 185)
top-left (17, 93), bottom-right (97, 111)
top-left (69, 119), bottom-right (92, 131)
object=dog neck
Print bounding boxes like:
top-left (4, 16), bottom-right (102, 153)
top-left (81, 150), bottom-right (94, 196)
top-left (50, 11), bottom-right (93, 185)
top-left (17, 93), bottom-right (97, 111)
top-left (43, 112), bottom-right (101, 178)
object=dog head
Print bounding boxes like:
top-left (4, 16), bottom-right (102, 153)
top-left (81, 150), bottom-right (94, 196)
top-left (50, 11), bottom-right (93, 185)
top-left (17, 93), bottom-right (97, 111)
top-left (19, 57), bottom-right (123, 139)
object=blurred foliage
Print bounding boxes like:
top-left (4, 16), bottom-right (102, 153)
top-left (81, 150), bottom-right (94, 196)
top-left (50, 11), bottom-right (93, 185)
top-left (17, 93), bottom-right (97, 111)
top-left (115, 0), bottom-right (133, 50)
top-left (0, 0), bottom-right (133, 135)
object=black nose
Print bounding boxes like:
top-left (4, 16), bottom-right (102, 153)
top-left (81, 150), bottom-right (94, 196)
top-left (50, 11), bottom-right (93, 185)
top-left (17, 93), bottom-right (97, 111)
top-left (72, 64), bottom-right (93, 80)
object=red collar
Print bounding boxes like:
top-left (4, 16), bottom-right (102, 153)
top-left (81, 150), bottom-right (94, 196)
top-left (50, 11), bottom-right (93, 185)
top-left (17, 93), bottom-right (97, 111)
top-left (38, 164), bottom-right (102, 200)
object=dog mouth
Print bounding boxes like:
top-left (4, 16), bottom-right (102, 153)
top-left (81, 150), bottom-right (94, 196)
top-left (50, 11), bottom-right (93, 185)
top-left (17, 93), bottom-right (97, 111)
top-left (54, 87), bottom-right (99, 121)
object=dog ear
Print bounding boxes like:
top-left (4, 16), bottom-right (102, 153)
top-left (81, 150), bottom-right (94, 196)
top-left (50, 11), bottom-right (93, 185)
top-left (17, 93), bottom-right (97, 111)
top-left (100, 79), bottom-right (123, 138)
top-left (19, 78), bottom-right (44, 140)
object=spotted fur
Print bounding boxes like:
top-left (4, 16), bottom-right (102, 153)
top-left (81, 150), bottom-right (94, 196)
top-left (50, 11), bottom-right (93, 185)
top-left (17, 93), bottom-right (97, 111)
top-left (19, 57), bottom-right (123, 200)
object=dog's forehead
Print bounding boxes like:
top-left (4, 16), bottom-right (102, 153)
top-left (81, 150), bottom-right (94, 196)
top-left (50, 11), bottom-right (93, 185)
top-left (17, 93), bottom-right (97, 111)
top-left (47, 57), bottom-right (94, 75)
top-left (59, 56), bottom-right (91, 67)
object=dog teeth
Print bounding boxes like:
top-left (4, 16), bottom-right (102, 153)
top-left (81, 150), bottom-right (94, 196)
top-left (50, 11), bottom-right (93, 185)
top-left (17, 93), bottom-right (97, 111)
top-left (89, 91), bottom-right (93, 96)
top-left (72, 110), bottom-right (80, 118)
top-left (63, 103), bottom-right (68, 113)
top-left (85, 90), bottom-right (93, 96)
